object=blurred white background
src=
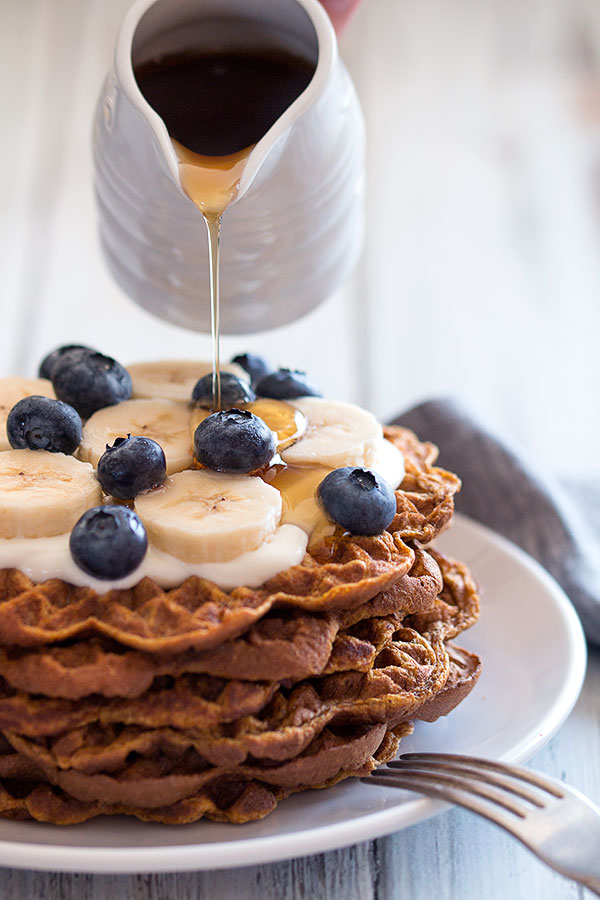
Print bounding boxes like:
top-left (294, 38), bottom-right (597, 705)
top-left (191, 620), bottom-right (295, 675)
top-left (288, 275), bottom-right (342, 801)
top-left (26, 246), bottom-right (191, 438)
top-left (1, 0), bottom-right (599, 474)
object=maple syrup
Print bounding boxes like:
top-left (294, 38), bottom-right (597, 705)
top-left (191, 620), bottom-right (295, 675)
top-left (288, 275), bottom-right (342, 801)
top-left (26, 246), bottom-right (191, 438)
top-left (265, 463), bottom-right (335, 543)
top-left (135, 48), bottom-right (315, 411)
top-left (190, 399), bottom-right (306, 451)
top-left (134, 48), bottom-right (345, 538)
top-left (134, 50), bottom-right (315, 157)
top-left (190, 398), bottom-right (336, 541)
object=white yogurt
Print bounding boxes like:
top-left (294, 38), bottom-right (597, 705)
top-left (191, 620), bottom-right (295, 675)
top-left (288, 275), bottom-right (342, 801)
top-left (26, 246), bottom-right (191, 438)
top-left (0, 524), bottom-right (308, 593)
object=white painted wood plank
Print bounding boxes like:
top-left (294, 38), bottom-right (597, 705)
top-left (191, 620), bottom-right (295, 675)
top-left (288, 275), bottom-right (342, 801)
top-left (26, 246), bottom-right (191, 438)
top-left (344, 0), bottom-right (600, 474)
top-left (0, 0), bottom-right (46, 374)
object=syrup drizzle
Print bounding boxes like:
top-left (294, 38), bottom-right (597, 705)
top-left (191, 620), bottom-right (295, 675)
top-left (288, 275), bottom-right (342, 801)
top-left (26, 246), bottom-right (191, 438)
top-left (190, 398), bottom-right (335, 543)
top-left (134, 49), bottom-right (349, 536)
top-left (135, 48), bottom-right (315, 412)
top-left (174, 142), bottom-right (254, 411)
top-left (205, 212), bottom-right (222, 411)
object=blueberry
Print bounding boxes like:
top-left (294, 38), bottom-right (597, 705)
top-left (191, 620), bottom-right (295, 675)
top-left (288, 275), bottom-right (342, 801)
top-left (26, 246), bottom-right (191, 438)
top-left (97, 436), bottom-right (167, 500)
top-left (51, 349), bottom-right (132, 419)
top-left (192, 372), bottom-right (256, 409)
top-left (255, 368), bottom-right (322, 400)
top-left (231, 353), bottom-right (271, 386)
top-left (6, 395), bottom-right (82, 454)
top-left (38, 344), bottom-right (94, 380)
top-left (317, 467), bottom-right (397, 535)
top-left (69, 505), bottom-right (148, 580)
top-left (194, 408), bottom-right (276, 473)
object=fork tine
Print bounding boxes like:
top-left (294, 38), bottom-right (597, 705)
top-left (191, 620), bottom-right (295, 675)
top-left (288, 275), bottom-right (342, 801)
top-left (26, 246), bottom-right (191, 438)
top-left (387, 760), bottom-right (546, 808)
top-left (368, 768), bottom-right (529, 817)
top-left (396, 754), bottom-right (565, 798)
top-left (362, 773), bottom-right (522, 830)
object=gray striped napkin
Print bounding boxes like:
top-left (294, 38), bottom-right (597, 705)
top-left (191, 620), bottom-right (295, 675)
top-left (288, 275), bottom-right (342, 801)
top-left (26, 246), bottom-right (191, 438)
top-left (391, 398), bottom-right (600, 645)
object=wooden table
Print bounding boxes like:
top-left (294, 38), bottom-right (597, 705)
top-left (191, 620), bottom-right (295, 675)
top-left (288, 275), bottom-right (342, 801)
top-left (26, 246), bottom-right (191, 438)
top-left (0, 1), bottom-right (598, 896)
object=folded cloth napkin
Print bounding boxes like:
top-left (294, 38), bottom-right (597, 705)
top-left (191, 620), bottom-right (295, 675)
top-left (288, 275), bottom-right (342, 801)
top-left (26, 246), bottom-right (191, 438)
top-left (391, 398), bottom-right (600, 645)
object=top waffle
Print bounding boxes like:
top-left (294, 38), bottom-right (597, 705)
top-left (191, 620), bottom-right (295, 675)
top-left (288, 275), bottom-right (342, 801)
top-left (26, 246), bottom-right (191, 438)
top-left (0, 423), bottom-right (458, 653)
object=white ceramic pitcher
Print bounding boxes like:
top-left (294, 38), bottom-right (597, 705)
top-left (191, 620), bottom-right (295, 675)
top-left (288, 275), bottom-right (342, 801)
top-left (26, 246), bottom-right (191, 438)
top-left (93, 0), bottom-right (365, 334)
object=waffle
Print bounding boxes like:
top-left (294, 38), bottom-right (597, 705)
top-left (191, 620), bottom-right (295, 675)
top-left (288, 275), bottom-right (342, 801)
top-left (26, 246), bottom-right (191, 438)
top-left (414, 644), bottom-right (482, 723)
top-left (0, 725), bottom-right (407, 824)
top-left (405, 549), bottom-right (480, 642)
top-left (0, 427), bottom-right (458, 656)
top-left (0, 419), bottom-right (479, 825)
top-left (0, 637), bottom-right (479, 825)
top-left (0, 629), bottom-right (478, 822)
top-left (0, 565), bottom-right (480, 821)
top-left (6, 644), bottom-right (480, 780)
top-left (0, 546), bottom-right (444, 698)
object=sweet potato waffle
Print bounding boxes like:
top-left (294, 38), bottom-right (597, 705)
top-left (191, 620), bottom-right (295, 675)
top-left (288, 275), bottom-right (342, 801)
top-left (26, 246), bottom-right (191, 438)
top-left (0, 725), bottom-right (407, 824)
top-left (0, 427), bottom-right (458, 655)
top-left (0, 550), bottom-right (480, 824)
top-left (0, 425), bottom-right (480, 824)
top-left (0, 547), bottom-right (443, 697)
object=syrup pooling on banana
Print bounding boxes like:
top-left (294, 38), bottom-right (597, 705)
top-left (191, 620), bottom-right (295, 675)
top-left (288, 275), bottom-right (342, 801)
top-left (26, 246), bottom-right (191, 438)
top-left (190, 394), bottom-right (405, 547)
top-left (190, 398), bottom-right (306, 452)
top-left (0, 354), bottom-right (405, 590)
top-left (261, 398), bottom-right (405, 546)
top-left (263, 463), bottom-right (335, 544)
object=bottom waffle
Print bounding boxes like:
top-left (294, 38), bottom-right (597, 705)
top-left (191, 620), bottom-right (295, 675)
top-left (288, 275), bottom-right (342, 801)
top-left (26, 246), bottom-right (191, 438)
top-left (0, 634), bottom-right (481, 823)
top-left (0, 553), bottom-right (481, 825)
top-left (0, 725), bottom-right (408, 825)
top-left (0, 635), bottom-right (480, 825)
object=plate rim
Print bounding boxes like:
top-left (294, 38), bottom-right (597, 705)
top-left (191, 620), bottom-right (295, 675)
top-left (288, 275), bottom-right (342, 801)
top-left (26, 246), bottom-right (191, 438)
top-left (0, 514), bottom-right (587, 873)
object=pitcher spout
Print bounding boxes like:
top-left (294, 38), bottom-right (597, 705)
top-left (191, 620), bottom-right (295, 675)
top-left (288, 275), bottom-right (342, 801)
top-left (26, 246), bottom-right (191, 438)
top-left (113, 0), bottom-right (336, 205)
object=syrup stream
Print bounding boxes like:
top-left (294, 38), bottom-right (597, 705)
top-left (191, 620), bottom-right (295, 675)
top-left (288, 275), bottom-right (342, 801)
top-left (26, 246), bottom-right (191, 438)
top-left (173, 141), bottom-right (253, 410)
top-left (135, 49), bottom-right (315, 412)
top-left (204, 212), bottom-right (222, 411)
top-left (174, 144), bottom-right (357, 545)
top-left (139, 55), bottom-right (347, 543)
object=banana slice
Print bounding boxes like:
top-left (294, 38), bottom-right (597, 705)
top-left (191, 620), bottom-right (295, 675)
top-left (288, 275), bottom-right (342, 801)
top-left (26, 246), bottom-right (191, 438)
top-left (190, 398), bottom-right (306, 450)
top-left (280, 398), bottom-right (383, 469)
top-left (0, 377), bottom-right (56, 451)
top-left (79, 399), bottom-right (193, 474)
top-left (128, 360), bottom-right (249, 403)
top-left (0, 450), bottom-right (101, 539)
top-left (135, 469), bottom-right (282, 563)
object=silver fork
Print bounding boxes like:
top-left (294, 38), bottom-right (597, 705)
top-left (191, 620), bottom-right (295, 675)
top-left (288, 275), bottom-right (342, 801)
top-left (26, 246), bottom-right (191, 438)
top-left (362, 752), bottom-right (600, 896)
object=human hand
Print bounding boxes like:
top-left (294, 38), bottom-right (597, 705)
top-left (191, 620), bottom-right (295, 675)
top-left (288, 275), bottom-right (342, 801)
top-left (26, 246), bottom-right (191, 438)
top-left (318, 0), bottom-right (362, 32)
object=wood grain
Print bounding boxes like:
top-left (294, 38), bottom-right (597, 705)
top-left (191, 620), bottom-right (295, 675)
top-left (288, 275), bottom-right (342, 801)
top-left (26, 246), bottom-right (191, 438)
top-left (0, 0), bottom-right (598, 897)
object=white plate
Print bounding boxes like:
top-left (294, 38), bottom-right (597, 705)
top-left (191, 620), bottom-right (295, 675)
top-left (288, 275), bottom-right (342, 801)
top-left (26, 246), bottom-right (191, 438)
top-left (0, 514), bottom-right (587, 873)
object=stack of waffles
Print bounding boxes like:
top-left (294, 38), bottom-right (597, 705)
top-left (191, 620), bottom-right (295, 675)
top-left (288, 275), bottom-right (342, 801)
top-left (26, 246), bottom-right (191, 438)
top-left (0, 425), bottom-right (480, 825)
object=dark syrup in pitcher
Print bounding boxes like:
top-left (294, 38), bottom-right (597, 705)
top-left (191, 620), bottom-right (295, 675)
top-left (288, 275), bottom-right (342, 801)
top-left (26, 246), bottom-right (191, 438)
top-left (135, 49), bottom-right (315, 156)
